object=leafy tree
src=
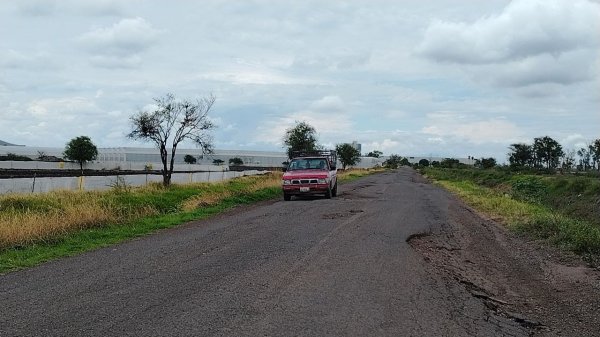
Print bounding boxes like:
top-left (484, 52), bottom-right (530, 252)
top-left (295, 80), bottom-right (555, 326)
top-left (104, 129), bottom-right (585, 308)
top-left (440, 158), bottom-right (460, 168)
top-left (431, 160), bottom-right (440, 167)
top-left (212, 159), bottom-right (224, 165)
top-left (400, 157), bottom-right (410, 166)
top-left (184, 154), bottom-right (197, 164)
top-left (383, 154), bottom-right (402, 169)
top-left (366, 150), bottom-right (383, 158)
top-left (418, 159), bottom-right (430, 167)
top-left (474, 157), bottom-right (497, 169)
top-left (336, 143), bottom-right (361, 170)
top-left (591, 139), bottom-right (600, 171)
top-left (229, 157), bottom-right (244, 165)
top-left (283, 121), bottom-right (319, 159)
top-left (508, 143), bottom-right (534, 168)
top-left (533, 136), bottom-right (563, 170)
top-left (561, 150), bottom-right (576, 171)
top-left (128, 93), bottom-right (216, 186)
top-left (63, 136), bottom-right (98, 173)
top-left (577, 145), bottom-right (593, 171)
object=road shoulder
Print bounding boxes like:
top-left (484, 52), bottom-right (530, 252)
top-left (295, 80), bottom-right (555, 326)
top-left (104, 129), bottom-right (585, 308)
top-left (408, 178), bottom-right (600, 336)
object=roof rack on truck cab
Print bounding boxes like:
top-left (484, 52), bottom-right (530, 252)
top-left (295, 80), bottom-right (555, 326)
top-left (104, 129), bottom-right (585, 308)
top-left (290, 150), bottom-right (337, 169)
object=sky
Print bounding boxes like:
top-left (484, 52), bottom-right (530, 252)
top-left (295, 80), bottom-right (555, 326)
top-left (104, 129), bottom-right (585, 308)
top-left (1, 0), bottom-right (599, 162)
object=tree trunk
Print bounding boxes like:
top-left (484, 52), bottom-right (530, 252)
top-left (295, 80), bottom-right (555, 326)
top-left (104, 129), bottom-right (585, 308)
top-left (168, 145), bottom-right (178, 186)
top-left (79, 161), bottom-right (84, 176)
top-left (160, 143), bottom-right (169, 186)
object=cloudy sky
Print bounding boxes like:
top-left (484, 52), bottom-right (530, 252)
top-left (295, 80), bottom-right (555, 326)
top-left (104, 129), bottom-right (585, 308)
top-left (1, 0), bottom-right (599, 161)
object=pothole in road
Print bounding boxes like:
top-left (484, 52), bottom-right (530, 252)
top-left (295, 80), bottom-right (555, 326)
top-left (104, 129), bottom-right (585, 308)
top-left (338, 191), bottom-right (378, 200)
top-left (321, 213), bottom-right (345, 219)
top-left (321, 209), bottom-right (364, 219)
top-left (407, 228), bottom-right (547, 334)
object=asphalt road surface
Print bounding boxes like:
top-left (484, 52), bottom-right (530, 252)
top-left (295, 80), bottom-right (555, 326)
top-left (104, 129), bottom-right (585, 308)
top-left (0, 168), bottom-right (530, 336)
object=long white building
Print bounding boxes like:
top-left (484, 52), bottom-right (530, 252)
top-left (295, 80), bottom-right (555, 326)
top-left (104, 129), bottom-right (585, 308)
top-left (0, 142), bottom-right (473, 169)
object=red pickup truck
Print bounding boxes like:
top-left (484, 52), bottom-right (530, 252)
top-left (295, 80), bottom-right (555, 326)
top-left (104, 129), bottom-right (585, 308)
top-left (282, 150), bottom-right (338, 201)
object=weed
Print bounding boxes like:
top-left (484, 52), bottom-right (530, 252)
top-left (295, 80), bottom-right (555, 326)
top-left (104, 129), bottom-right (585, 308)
top-left (428, 169), bottom-right (600, 263)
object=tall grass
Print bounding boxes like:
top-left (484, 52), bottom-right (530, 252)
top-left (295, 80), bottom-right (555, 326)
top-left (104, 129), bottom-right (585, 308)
top-left (428, 170), bottom-right (600, 263)
top-left (0, 173), bottom-right (282, 251)
top-left (0, 168), bottom-right (380, 272)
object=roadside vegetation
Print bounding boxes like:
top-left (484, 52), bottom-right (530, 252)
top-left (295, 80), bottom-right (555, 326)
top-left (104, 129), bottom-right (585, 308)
top-left (0, 168), bottom-right (379, 273)
top-left (421, 167), bottom-right (600, 265)
top-left (412, 135), bottom-right (600, 264)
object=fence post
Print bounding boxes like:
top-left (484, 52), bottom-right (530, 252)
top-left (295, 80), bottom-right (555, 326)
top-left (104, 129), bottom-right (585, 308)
top-left (31, 173), bottom-right (36, 193)
top-left (78, 176), bottom-right (85, 191)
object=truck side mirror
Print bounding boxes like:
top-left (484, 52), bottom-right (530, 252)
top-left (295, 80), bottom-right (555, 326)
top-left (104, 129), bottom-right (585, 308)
top-left (282, 167), bottom-right (287, 172)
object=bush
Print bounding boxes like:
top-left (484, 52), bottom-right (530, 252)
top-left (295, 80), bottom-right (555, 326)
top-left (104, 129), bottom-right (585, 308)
top-left (0, 153), bottom-right (32, 161)
top-left (511, 176), bottom-right (547, 204)
top-left (229, 157), bottom-right (244, 165)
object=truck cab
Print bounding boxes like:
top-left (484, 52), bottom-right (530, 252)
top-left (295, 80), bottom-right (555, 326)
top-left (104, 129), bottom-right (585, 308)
top-left (282, 151), bottom-right (338, 201)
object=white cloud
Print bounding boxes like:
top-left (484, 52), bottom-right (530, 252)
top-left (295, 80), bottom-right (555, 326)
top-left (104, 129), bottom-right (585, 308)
top-left (26, 97), bottom-right (99, 118)
top-left (417, 0), bottom-right (600, 88)
top-left (0, 50), bottom-right (57, 70)
top-left (483, 50), bottom-right (595, 87)
top-left (422, 112), bottom-right (525, 144)
top-left (78, 17), bottom-right (161, 67)
top-left (253, 96), bottom-right (354, 147)
top-left (15, 0), bottom-right (57, 16)
top-left (364, 139), bottom-right (400, 153)
top-left (73, 0), bottom-right (125, 16)
top-left (15, 0), bottom-right (125, 17)
top-left (418, 0), bottom-right (600, 64)
top-left (309, 96), bottom-right (345, 112)
top-left (89, 55), bottom-right (142, 69)
top-left (200, 70), bottom-right (319, 86)
top-left (561, 133), bottom-right (589, 150)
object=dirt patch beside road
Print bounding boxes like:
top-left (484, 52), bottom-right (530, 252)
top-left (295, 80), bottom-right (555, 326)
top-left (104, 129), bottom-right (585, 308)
top-left (409, 197), bottom-right (600, 336)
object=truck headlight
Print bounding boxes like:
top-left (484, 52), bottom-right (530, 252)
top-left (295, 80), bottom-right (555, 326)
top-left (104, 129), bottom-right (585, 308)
top-left (283, 179), bottom-right (292, 185)
top-left (318, 178), bottom-right (327, 184)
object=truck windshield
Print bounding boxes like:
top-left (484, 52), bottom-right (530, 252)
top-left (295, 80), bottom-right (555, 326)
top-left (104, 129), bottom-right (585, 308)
top-left (288, 158), bottom-right (328, 170)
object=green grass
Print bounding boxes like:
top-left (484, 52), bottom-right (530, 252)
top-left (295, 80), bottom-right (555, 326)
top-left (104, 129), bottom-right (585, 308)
top-left (425, 168), bottom-right (600, 264)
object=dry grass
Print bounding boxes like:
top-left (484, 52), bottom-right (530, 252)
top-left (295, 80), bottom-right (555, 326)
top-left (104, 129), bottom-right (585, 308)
top-left (0, 173), bottom-right (284, 250)
top-left (0, 191), bottom-right (122, 248)
top-left (0, 169), bottom-right (381, 251)
top-left (182, 172), bottom-right (282, 211)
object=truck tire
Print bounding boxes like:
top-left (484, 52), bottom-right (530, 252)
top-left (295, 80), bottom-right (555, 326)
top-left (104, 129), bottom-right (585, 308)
top-left (283, 193), bottom-right (291, 201)
top-left (332, 182), bottom-right (338, 197)
top-left (325, 186), bottom-right (332, 199)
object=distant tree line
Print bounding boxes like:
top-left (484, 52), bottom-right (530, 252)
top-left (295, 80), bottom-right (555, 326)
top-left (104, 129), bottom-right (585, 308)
top-left (508, 136), bottom-right (600, 172)
top-left (0, 153), bottom-right (33, 161)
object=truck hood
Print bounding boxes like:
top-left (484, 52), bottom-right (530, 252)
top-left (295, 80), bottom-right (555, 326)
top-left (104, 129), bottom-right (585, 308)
top-left (283, 170), bottom-right (329, 179)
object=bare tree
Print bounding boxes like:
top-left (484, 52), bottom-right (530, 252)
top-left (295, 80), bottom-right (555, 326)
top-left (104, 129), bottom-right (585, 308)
top-left (128, 93), bottom-right (216, 186)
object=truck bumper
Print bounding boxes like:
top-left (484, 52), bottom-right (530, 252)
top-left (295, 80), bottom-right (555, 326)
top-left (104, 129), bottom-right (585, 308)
top-left (282, 184), bottom-right (329, 195)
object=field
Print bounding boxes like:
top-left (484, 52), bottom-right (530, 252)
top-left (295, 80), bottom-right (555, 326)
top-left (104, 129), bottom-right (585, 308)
top-left (0, 169), bottom-right (379, 273)
top-left (421, 167), bottom-right (600, 264)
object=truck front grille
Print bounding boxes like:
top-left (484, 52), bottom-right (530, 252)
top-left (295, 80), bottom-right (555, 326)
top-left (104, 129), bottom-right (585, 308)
top-left (292, 179), bottom-right (319, 184)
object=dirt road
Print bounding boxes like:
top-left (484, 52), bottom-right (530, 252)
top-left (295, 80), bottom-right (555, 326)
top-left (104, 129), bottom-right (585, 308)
top-left (1, 168), bottom-right (598, 336)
